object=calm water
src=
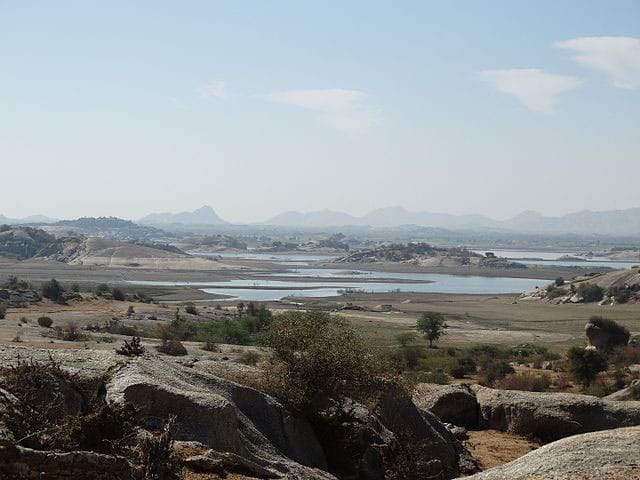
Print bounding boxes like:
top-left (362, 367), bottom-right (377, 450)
top-left (128, 273), bottom-right (546, 301)
top-left (474, 249), bottom-right (639, 269)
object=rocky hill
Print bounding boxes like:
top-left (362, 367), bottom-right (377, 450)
top-left (334, 243), bottom-right (526, 269)
top-left (46, 216), bottom-right (168, 242)
top-left (139, 206), bottom-right (228, 226)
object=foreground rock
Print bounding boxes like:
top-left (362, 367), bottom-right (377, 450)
top-left (604, 379), bottom-right (640, 401)
top-left (0, 444), bottom-right (140, 480)
top-left (472, 385), bottom-right (640, 441)
top-left (461, 426), bottom-right (640, 480)
top-left (106, 355), bottom-right (334, 479)
top-left (414, 383), bottom-right (640, 442)
top-left (413, 384), bottom-right (479, 428)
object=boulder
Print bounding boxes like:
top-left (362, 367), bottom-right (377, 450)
top-left (461, 426), bottom-right (640, 480)
top-left (604, 379), bottom-right (640, 401)
top-left (472, 385), bottom-right (640, 441)
top-left (413, 383), bottom-right (478, 428)
top-left (316, 389), bottom-right (469, 479)
top-left (0, 443), bottom-right (141, 480)
top-left (106, 355), bottom-right (335, 479)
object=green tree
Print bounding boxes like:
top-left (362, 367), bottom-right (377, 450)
top-left (417, 312), bottom-right (447, 348)
top-left (568, 347), bottom-right (607, 387)
top-left (262, 311), bottom-right (376, 414)
top-left (394, 332), bottom-right (418, 348)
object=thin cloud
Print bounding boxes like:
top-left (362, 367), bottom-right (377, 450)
top-left (555, 36), bottom-right (640, 89)
top-left (199, 80), bottom-right (227, 99)
top-left (478, 68), bottom-right (582, 113)
top-left (263, 88), bottom-right (379, 134)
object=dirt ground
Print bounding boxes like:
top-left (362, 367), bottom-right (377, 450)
top-left (464, 430), bottom-right (540, 471)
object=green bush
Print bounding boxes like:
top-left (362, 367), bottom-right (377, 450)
top-left (568, 346), bottom-right (607, 387)
top-left (184, 303), bottom-right (198, 315)
top-left (262, 311), bottom-right (378, 414)
top-left (607, 286), bottom-right (631, 304)
top-left (588, 316), bottom-right (630, 351)
top-left (41, 278), bottom-right (64, 302)
top-left (37, 316), bottom-right (53, 328)
top-left (449, 356), bottom-right (476, 379)
top-left (546, 286), bottom-right (566, 299)
top-left (95, 284), bottom-right (110, 296)
top-left (577, 283), bottom-right (604, 302)
top-left (480, 360), bottom-right (514, 386)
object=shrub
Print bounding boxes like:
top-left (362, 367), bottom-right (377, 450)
top-left (406, 371), bottom-right (449, 385)
top-left (116, 336), bottom-right (145, 356)
top-left (239, 350), bottom-right (261, 366)
top-left (495, 372), bottom-right (551, 392)
top-left (71, 282), bottom-right (80, 293)
top-left (395, 332), bottom-right (418, 347)
top-left (262, 311), bottom-right (378, 414)
top-left (568, 347), bottom-right (608, 387)
top-left (555, 277), bottom-right (565, 287)
top-left (126, 305), bottom-right (135, 316)
top-left (546, 286), bottom-right (566, 299)
top-left (0, 304), bottom-right (6, 320)
top-left (58, 321), bottom-right (86, 341)
top-left (60, 402), bottom-right (138, 454)
top-left (184, 303), bottom-right (198, 315)
top-left (37, 316), bottom-right (53, 328)
top-left (157, 339), bottom-right (187, 356)
top-left (480, 360), bottom-right (514, 386)
top-left (202, 338), bottom-right (219, 352)
top-left (95, 283), bottom-right (110, 296)
top-left (41, 278), bottom-right (64, 302)
top-left (2, 275), bottom-right (31, 290)
top-left (140, 416), bottom-right (176, 480)
top-left (577, 283), bottom-right (604, 302)
top-left (402, 346), bottom-right (423, 370)
top-left (607, 286), bottom-right (631, 304)
top-left (588, 316), bottom-right (630, 351)
top-left (449, 356), bottom-right (476, 379)
top-left (111, 288), bottom-right (125, 301)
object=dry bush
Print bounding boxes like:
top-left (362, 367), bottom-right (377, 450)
top-left (116, 336), bottom-right (146, 357)
top-left (140, 416), bottom-right (177, 480)
top-left (495, 372), bottom-right (551, 392)
top-left (202, 338), bottom-right (219, 352)
top-left (157, 339), bottom-right (187, 356)
top-left (611, 345), bottom-right (640, 367)
top-left (0, 304), bottom-right (6, 319)
top-left (59, 402), bottom-right (138, 454)
top-left (0, 358), bottom-right (88, 449)
top-left (239, 350), bottom-right (261, 366)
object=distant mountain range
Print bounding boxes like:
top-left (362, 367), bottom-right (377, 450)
top-left (263, 206), bottom-right (640, 236)
top-left (0, 214), bottom-right (59, 224)
top-left (4, 206), bottom-right (640, 235)
top-left (138, 206), bottom-right (227, 226)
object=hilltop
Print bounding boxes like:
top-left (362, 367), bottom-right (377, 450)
top-left (139, 206), bottom-right (228, 226)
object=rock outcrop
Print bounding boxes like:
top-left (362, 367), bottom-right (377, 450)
top-left (604, 379), bottom-right (640, 401)
top-left (413, 383), bottom-right (479, 428)
top-left (472, 385), bottom-right (640, 441)
top-left (461, 426), bottom-right (640, 480)
top-left (106, 356), bottom-right (334, 479)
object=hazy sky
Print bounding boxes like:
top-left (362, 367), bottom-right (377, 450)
top-left (1, 1), bottom-right (639, 223)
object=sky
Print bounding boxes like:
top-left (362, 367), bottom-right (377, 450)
top-left (1, 1), bottom-right (639, 223)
